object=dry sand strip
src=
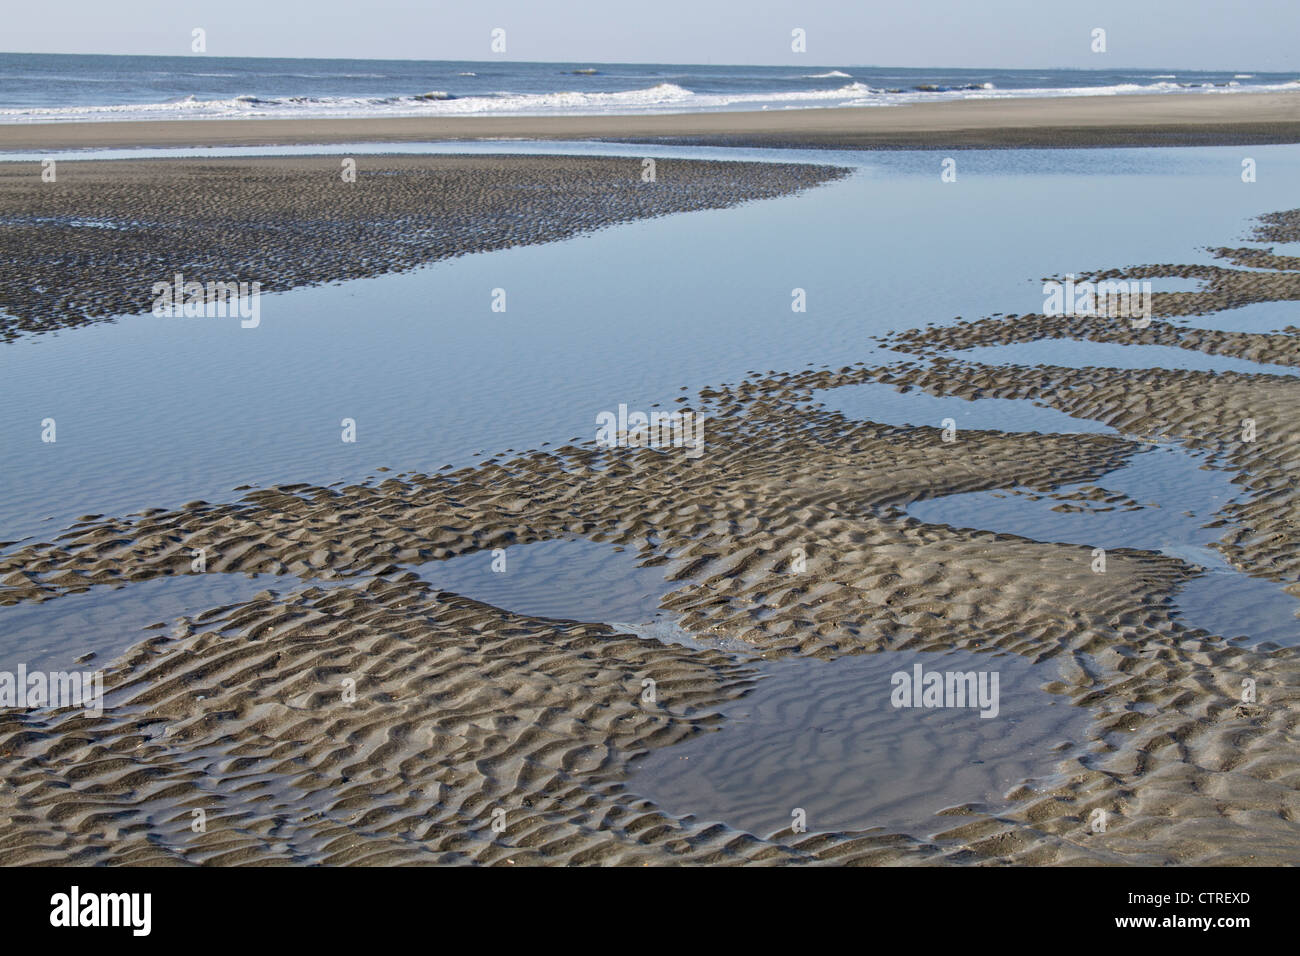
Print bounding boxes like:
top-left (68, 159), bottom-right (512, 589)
top-left (4, 91), bottom-right (1300, 152)
top-left (0, 154), bottom-right (848, 342)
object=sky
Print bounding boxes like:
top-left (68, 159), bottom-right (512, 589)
top-left (4, 0), bottom-right (1298, 70)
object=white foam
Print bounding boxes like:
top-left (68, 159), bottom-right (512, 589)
top-left (4, 77), bottom-right (1298, 124)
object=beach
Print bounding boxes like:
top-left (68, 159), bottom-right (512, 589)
top-left (5, 91), bottom-right (1300, 151)
top-left (2, 88), bottom-right (1300, 867)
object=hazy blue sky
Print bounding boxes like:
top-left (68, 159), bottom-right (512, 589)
top-left (5, 0), bottom-right (1298, 70)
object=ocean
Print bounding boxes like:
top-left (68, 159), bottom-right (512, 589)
top-left (0, 52), bottom-right (1296, 122)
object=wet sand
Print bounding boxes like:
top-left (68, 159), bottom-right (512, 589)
top-left (3, 167), bottom-right (1300, 864)
top-left (4, 91), bottom-right (1300, 152)
top-left (0, 155), bottom-right (847, 341)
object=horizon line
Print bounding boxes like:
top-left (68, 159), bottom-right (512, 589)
top-left (0, 50), bottom-right (1284, 75)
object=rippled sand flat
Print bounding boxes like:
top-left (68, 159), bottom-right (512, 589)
top-left (2, 165), bottom-right (1299, 865)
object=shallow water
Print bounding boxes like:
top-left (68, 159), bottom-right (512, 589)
top-left (1174, 573), bottom-right (1300, 646)
top-left (1173, 300), bottom-right (1300, 333)
top-left (7, 142), bottom-right (1300, 553)
top-left (909, 444), bottom-right (1235, 555)
top-left (412, 538), bottom-right (677, 625)
top-left (814, 380), bottom-right (1117, 434)
top-left (908, 443), bottom-right (1300, 646)
top-left (953, 339), bottom-right (1300, 376)
top-left (0, 571), bottom-right (323, 672)
top-left (411, 537), bottom-right (766, 654)
top-left (629, 648), bottom-right (1090, 838)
